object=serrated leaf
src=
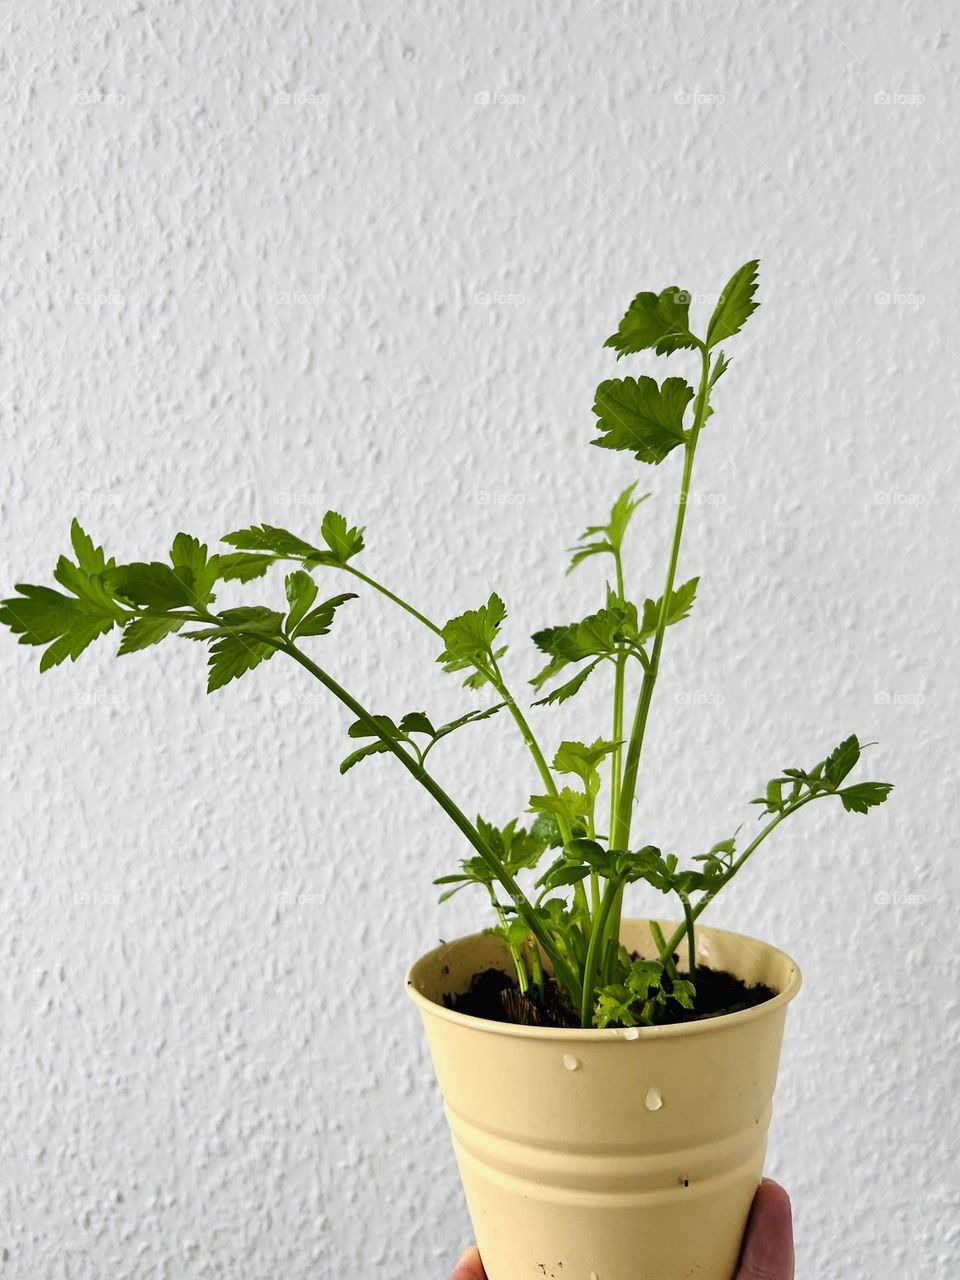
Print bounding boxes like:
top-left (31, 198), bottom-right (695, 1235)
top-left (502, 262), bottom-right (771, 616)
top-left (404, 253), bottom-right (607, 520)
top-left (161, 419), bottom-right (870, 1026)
top-left (438, 593), bottom-right (507, 676)
top-left (284, 570), bottom-right (319, 635)
top-left (637, 577), bottom-right (699, 644)
top-left (397, 710), bottom-right (436, 737)
top-left (705, 260), bottom-right (760, 348)
top-left (206, 632), bottom-right (277, 693)
top-left (825, 734), bottom-right (860, 789)
top-left (708, 351), bottom-right (731, 388)
top-left (339, 740), bottom-right (392, 774)
top-left (604, 286), bottom-right (699, 357)
top-left (592, 376), bottom-right (694, 465)
top-left (346, 714), bottom-right (401, 741)
top-left (532, 658), bottom-right (603, 706)
top-left (117, 615), bottom-right (184, 654)
top-left (291, 591), bottom-right (357, 639)
top-left (215, 551), bottom-right (276, 583)
top-left (105, 562), bottom-right (198, 610)
top-left (222, 524), bottom-right (324, 559)
top-left (320, 511), bottom-right (365, 565)
top-left (1, 577), bottom-right (119, 670)
top-left (567, 484), bottom-right (650, 574)
top-left (529, 787), bottom-right (590, 827)
top-left (838, 782), bottom-right (894, 814)
top-left (70, 520), bottom-right (111, 575)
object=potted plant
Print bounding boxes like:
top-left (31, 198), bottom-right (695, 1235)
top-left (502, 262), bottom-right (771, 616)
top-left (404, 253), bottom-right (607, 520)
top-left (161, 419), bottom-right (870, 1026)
top-left (1, 259), bottom-right (891, 1280)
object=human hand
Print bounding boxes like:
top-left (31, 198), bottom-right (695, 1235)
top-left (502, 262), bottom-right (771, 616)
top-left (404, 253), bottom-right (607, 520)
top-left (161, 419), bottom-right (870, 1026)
top-left (448, 1178), bottom-right (794, 1279)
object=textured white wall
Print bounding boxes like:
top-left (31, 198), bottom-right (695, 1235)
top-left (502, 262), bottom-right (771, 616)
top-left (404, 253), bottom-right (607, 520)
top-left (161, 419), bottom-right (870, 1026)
top-left (1, 2), bottom-right (957, 1277)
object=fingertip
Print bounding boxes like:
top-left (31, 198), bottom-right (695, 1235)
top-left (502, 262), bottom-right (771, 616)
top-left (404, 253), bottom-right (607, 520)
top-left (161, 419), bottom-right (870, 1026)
top-left (450, 1245), bottom-right (486, 1280)
top-left (738, 1180), bottom-right (794, 1279)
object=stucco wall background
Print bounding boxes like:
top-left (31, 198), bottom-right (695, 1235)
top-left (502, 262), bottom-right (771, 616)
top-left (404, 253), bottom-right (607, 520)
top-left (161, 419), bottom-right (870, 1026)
top-left (1, 2), bottom-right (957, 1277)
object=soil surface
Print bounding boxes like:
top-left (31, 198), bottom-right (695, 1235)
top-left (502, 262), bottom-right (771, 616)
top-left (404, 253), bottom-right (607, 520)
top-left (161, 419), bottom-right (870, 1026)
top-left (446, 964), bottom-right (777, 1029)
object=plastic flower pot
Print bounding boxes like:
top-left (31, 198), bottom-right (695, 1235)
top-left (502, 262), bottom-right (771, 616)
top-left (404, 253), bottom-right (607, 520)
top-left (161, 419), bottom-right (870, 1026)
top-left (406, 919), bottom-right (801, 1280)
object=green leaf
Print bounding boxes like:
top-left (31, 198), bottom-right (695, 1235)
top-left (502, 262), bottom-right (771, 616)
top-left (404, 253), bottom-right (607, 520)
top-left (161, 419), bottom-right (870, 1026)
top-left (70, 519), bottom-right (111, 575)
top-left (825, 734), bottom-right (860, 789)
top-left (117, 615), bottom-right (184, 654)
top-left (346, 714), bottom-right (401, 741)
top-left (284, 570), bottom-right (319, 635)
top-left (669, 978), bottom-right (697, 1010)
top-left (215, 552), bottom-right (276, 583)
top-left (532, 658), bottom-right (603, 707)
top-left (567, 484), bottom-right (650, 574)
top-left (197, 607), bottom-right (284, 693)
top-left (1, 524), bottom-right (124, 670)
top-left (838, 782), bottom-right (894, 814)
top-left (529, 788), bottom-right (590, 829)
top-left (604, 286), bottom-right (700, 358)
top-left (340, 740), bottom-right (392, 774)
top-left (320, 511), bottom-right (365, 565)
top-left (592, 376), bottom-right (694, 465)
top-left (638, 577), bottom-right (699, 644)
top-left (222, 524), bottom-right (324, 559)
top-left (553, 739), bottom-right (619, 798)
top-left (105, 562), bottom-right (198, 610)
top-left (438, 593), bottom-right (507, 676)
top-left (705, 260), bottom-right (760, 349)
top-left (708, 351), bottom-right (731, 388)
top-left (292, 591), bottom-right (357, 638)
top-left (397, 710), bottom-right (436, 737)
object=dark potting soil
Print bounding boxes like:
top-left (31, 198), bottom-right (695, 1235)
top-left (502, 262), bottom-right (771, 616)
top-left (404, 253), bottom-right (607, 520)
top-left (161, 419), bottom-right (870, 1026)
top-left (446, 964), bottom-right (777, 1029)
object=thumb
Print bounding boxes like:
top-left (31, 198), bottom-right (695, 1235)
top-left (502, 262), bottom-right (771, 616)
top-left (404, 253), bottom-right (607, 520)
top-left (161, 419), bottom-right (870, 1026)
top-left (449, 1246), bottom-right (486, 1280)
top-left (737, 1179), bottom-right (795, 1279)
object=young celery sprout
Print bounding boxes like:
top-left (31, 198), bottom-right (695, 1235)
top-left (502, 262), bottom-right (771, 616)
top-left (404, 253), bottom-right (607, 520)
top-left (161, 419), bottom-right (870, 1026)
top-left (0, 261), bottom-right (893, 1028)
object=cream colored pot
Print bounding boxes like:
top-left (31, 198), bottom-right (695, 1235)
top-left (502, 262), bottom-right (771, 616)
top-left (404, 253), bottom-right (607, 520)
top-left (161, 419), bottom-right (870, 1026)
top-left (406, 919), bottom-right (800, 1280)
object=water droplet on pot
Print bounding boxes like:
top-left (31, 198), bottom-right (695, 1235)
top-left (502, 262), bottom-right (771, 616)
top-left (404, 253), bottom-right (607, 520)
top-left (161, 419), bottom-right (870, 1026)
top-left (561, 1053), bottom-right (580, 1071)
top-left (621, 1026), bottom-right (640, 1040)
top-left (644, 1086), bottom-right (663, 1111)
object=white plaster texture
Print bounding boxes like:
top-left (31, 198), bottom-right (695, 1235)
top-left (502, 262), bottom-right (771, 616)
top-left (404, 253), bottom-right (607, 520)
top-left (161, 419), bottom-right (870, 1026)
top-left (0, 2), bottom-right (957, 1278)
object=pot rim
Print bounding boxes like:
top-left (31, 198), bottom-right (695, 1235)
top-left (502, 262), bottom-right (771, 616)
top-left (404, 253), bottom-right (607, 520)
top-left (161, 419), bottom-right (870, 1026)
top-left (405, 919), bottom-right (802, 1041)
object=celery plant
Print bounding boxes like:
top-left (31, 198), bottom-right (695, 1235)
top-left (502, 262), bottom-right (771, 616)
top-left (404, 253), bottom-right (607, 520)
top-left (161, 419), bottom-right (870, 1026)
top-left (0, 260), bottom-right (892, 1027)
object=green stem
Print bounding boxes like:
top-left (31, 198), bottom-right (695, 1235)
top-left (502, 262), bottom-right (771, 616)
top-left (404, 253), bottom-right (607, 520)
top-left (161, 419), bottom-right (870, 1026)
top-left (612, 346), bottom-right (712, 852)
top-left (338, 566), bottom-right (571, 846)
top-left (342, 565), bottom-right (442, 635)
top-left (678, 894), bottom-right (696, 976)
top-left (609, 549), bottom-right (627, 836)
top-left (580, 877), bottom-right (623, 1028)
top-left (489, 655), bottom-right (571, 846)
top-left (657, 794), bottom-right (820, 964)
top-left (275, 637), bottom-right (582, 1004)
top-left (649, 920), bottom-right (678, 981)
